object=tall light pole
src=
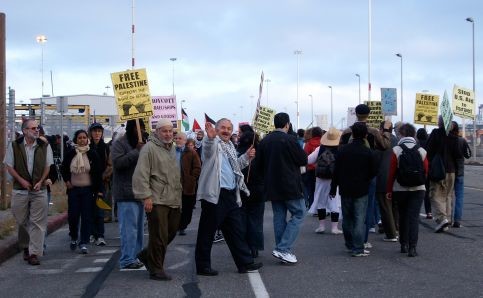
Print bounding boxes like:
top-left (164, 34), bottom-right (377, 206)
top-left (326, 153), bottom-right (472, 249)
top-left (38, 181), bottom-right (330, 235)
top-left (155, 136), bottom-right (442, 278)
top-left (308, 94), bottom-right (313, 127)
top-left (355, 73), bottom-right (361, 104)
top-left (170, 57), bottom-right (177, 96)
top-left (328, 86), bottom-right (333, 127)
top-left (396, 53), bottom-right (403, 121)
top-left (36, 34), bottom-right (47, 125)
top-left (264, 78), bottom-right (271, 106)
top-left (467, 17), bottom-right (477, 161)
top-left (294, 50), bottom-right (302, 129)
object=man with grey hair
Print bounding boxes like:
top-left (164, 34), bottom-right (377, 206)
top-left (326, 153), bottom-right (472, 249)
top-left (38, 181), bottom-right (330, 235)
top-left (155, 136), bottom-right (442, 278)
top-left (133, 118), bottom-right (182, 281)
top-left (195, 118), bottom-right (262, 276)
top-left (4, 119), bottom-right (53, 265)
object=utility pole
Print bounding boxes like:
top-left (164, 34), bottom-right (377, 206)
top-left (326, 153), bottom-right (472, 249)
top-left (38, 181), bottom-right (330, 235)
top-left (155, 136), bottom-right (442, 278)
top-left (1, 13), bottom-right (8, 208)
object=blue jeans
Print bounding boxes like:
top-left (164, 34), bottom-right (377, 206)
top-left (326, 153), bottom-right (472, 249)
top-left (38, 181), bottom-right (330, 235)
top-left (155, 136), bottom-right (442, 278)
top-left (118, 201), bottom-right (145, 268)
top-left (364, 178), bottom-right (376, 243)
top-left (453, 175), bottom-right (464, 222)
top-left (341, 195), bottom-right (368, 254)
top-left (271, 199), bottom-right (305, 253)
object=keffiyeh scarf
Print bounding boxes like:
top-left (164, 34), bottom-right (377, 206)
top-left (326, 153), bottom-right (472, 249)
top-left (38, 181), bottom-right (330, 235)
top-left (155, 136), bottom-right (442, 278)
top-left (219, 138), bottom-right (250, 196)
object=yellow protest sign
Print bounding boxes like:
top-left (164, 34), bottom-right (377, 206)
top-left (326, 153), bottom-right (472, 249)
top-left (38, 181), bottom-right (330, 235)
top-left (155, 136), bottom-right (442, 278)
top-left (111, 68), bottom-right (153, 120)
top-left (414, 93), bottom-right (439, 125)
top-left (452, 85), bottom-right (476, 120)
top-left (363, 101), bottom-right (383, 128)
top-left (253, 106), bottom-right (276, 134)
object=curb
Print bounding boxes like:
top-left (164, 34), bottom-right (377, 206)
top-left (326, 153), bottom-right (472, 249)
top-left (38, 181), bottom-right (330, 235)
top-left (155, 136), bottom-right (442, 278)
top-left (0, 212), bottom-right (68, 265)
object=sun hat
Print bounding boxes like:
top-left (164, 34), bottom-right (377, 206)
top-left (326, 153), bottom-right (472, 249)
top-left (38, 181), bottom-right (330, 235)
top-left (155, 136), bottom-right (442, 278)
top-left (320, 127), bottom-right (341, 146)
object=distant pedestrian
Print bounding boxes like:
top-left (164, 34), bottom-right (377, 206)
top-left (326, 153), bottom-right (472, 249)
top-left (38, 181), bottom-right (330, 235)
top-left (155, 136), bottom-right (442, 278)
top-left (304, 127), bottom-right (324, 210)
top-left (386, 123), bottom-right (428, 257)
top-left (330, 122), bottom-right (379, 257)
top-left (416, 128), bottom-right (432, 219)
top-left (256, 112), bottom-right (308, 264)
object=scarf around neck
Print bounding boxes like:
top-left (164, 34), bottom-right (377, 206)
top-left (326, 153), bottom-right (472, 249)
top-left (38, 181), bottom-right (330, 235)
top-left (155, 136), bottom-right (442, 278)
top-left (70, 144), bottom-right (90, 174)
top-left (218, 137), bottom-right (249, 196)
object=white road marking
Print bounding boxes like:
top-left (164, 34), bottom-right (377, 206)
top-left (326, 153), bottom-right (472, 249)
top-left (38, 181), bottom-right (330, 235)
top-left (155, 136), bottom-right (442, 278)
top-left (248, 271), bottom-right (270, 298)
top-left (166, 259), bottom-right (190, 270)
top-left (97, 249), bottom-right (117, 254)
top-left (28, 269), bottom-right (63, 274)
top-left (76, 267), bottom-right (103, 273)
top-left (120, 266), bottom-right (147, 271)
top-left (464, 186), bottom-right (483, 191)
top-left (94, 258), bottom-right (110, 263)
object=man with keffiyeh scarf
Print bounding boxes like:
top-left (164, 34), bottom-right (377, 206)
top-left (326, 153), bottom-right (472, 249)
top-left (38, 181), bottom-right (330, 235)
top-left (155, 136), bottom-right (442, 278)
top-left (195, 118), bottom-right (263, 276)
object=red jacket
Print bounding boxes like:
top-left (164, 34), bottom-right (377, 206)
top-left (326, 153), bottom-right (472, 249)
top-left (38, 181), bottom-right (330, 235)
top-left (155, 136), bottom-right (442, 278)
top-left (304, 136), bottom-right (321, 171)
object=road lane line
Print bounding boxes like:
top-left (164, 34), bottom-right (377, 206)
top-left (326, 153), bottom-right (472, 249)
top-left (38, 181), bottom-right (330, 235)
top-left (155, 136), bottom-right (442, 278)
top-left (97, 249), bottom-right (117, 254)
top-left (248, 271), bottom-right (269, 298)
top-left (464, 186), bottom-right (483, 191)
top-left (94, 258), bottom-right (110, 263)
top-left (76, 267), bottom-right (103, 273)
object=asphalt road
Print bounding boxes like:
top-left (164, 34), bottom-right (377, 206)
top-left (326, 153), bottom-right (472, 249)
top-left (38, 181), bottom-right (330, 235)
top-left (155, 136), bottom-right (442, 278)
top-left (1, 165), bottom-right (483, 297)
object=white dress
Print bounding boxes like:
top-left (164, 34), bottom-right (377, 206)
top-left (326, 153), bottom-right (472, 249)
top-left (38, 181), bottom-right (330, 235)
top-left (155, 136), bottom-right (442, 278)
top-left (307, 147), bottom-right (341, 215)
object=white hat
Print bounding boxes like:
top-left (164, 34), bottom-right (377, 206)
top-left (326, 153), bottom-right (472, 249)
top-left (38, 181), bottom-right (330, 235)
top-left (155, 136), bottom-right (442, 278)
top-left (320, 127), bottom-right (341, 146)
top-left (155, 119), bottom-right (173, 129)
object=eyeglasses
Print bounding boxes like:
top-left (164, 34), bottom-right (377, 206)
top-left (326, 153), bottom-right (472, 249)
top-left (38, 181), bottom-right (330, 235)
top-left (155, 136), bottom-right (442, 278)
top-left (25, 127), bottom-right (39, 131)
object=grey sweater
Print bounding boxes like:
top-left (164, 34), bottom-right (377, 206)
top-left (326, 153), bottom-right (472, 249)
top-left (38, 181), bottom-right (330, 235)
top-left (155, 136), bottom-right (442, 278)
top-left (111, 136), bottom-right (142, 202)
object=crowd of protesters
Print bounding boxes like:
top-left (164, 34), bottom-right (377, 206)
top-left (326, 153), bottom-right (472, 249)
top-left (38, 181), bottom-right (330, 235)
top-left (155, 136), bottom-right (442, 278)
top-left (4, 102), bottom-right (472, 279)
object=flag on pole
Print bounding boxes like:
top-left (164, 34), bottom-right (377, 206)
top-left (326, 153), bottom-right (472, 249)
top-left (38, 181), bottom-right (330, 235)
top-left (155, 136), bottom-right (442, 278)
top-left (253, 71), bottom-right (264, 124)
top-left (192, 118), bottom-right (201, 131)
top-left (205, 113), bottom-right (216, 125)
top-left (181, 108), bottom-right (190, 131)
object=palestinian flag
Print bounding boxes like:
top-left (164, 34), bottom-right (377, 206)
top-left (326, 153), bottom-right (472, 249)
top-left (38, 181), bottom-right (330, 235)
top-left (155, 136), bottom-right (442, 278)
top-left (192, 118), bottom-right (201, 132)
top-left (181, 108), bottom-right (189, 131)
top-left (205, 113), bottom-right (216, 125)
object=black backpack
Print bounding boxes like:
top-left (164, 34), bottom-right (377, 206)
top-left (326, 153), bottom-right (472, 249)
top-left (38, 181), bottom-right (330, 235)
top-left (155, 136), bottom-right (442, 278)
top-left (396, 143), bottom-right (425, 187)
top-left (315, 146), bottom-right (336, 179)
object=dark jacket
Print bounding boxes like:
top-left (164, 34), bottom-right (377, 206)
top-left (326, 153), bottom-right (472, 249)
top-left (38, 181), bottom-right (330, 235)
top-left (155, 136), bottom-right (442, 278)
top-left (455, 136), bottom-right (472, 176)
top-left (181, 148), bottom-right (201, 195)
top-left (426, 128), bottom-right (462, 174)
top-left (330, 139), bottom-right (379, 198)
top-left (238, 131), bottom-right (264, 203)
top-left (111, 136), bottom-right (141, 202)
top-left (376, 134), bottom-right (398, 193)
top-left (256, 130), bottom-right (308, 201)
top-left (61, 147), bottom-right (102, 194)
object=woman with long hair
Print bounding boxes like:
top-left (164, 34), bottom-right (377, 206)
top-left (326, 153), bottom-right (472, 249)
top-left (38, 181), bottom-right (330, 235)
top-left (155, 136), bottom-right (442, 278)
top-left (61, 130), bottom-right (102, 254)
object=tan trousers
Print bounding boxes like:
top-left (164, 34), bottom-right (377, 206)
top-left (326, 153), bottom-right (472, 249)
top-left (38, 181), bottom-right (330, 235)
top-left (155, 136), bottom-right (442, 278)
top-left (11, 190), bottom-right (48, 256)
top-left (430, 173), bottom-right (455, 224)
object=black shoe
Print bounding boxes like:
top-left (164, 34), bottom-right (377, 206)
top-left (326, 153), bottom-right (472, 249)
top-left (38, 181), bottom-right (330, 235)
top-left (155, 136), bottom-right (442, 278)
top-left (70, 240), bottom-right (77, 251)
top-left (178, 230), bottom-right (186, 236)
top-left (197, 267), bottom-right (219, 276)
top-left (28, 254), bottom-right (40, 266)
top-left (137, 251), bottom-right (152, 272)
top-left (453, 221), bottom-right (462, 228)
top-left (23, 248), bottom-right (29, 261)
top-left (251, 248), bottom-right (259, 258)
top-left (150, 272), bottom-right (172, 281)
top-left (408, 247), bottom-right (418, 257)
top-left (238, 262), bottom-right (263, 274)
top-left (400, 245), bottom-right (408, 254)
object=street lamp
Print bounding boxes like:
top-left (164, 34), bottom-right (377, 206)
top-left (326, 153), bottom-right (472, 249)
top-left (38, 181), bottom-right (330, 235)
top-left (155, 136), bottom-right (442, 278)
top-left (308, 94), bottom-right (313, 127)
top-left (105, 85), bottom-right (111, 95)
top-left (466, 17), bottom-right (477, 161)
top-left (264, 79), bottom-right (271, 106)
top-left (355, 74), bottom-right (361, 104)
top-left (328, 86), bottom-right (333, 127)
top-left (294, 50), bottom-right (302, 129)
top-left (169, 57), bottom-right (177, 96)
top-left (36, 34), bottom-right (47, 125)
top-left (396, 53), bottom-right (403, 121)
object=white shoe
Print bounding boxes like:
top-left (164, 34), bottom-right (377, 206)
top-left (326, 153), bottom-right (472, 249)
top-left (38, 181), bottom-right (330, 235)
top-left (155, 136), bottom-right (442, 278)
top-left (435, 219), bottom-right (449, 233)
top-left (89, 235), bottom-right (95, 244)
top-left (331, 222), bottom-right (342, 234)
top-left (95, 237), bottom-right (106, 246)
top-left (272, 250), bottom-right (297, 264)
top-left (364, 242), bottom-right (372, 249)
top-left (80, 245), bottom-right (88, 254)
top-left (383, 237), bottom-right (398, 242)
top-left (369, 228), bottom-right (376, 233)
top-left (315, 226), bottom-right (325, 234)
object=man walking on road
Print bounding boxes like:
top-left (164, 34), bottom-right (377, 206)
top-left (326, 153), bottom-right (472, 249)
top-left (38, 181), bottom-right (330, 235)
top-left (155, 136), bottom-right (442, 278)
top-left (256, 112), bottom-right (308, 264)
top-left (4, 119), bottom-right (54, 265)
top-left (195, 118), bottom-right (262, 276)
top-left (133, 119), bottom-right (182, 281)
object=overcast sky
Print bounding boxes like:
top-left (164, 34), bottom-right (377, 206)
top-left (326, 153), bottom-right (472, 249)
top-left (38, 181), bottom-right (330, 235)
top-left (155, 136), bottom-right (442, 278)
top-left (3, 0), bottom-right (483, 130)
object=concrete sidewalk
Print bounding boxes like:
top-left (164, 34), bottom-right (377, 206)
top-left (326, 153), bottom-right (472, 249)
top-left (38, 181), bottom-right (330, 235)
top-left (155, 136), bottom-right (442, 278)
top-left (0, 210), bottom-right (67, 264)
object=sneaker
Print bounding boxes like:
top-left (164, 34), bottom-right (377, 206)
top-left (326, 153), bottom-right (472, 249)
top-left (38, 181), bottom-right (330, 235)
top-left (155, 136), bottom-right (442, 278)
top-left (70, 240), bottom-right (78, 251)
top-left (369, 228), bottom-right (376, 233)
top-left (352, 251), bottom-right (370, 257)
top-left (213, 231), bottom-right (225, 243)
top-left (331, 228), bottom-right (343, 235)
top-left (272, 250), bottom-right (297, 264)
top-left (383, 237), bottom-right (398, 242)
top-left (95, 237), bottom-right (107, 246)
top-left (122, 261), bottom-right (145, 270)
top-left (315, 226), bottom-right (325, 234)
top-left (364, 242), bottom-right (372, 249)
top-left (89, 235), bottom-right (95, 244)
top-left (80, 245), bottom-right (88, 254)
top-left (434, 219), bottom-right (449, 233)
top-left (452, 221), bottom-right (462, 228)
